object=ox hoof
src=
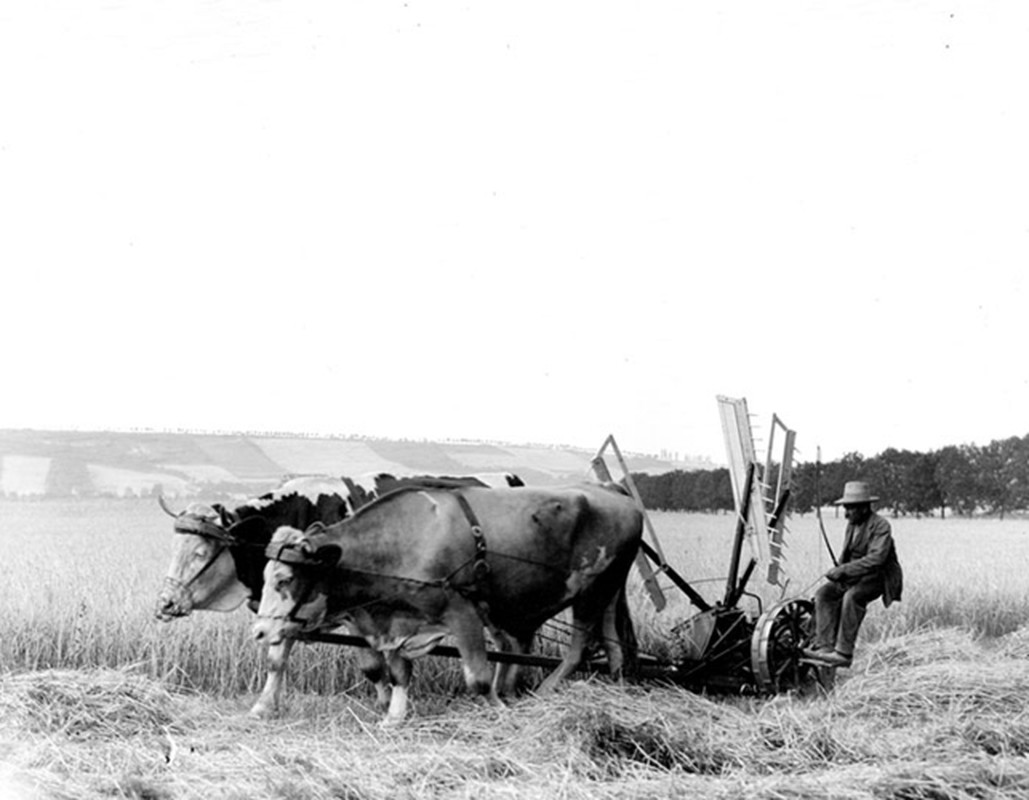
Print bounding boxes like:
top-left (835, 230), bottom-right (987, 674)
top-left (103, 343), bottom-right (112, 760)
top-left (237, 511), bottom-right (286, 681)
top-left (487, 693), bottom-right (506, 709)
top-left (248, 702), bottom-right (277, 719)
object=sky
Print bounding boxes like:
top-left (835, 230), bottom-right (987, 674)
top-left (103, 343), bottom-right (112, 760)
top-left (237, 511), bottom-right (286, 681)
top-left (1, 1), bottom-right (1027, 466)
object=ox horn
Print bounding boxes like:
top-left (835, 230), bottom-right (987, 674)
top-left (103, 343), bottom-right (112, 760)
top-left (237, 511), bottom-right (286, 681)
top-left (158, 495), bottom-right (183, 518)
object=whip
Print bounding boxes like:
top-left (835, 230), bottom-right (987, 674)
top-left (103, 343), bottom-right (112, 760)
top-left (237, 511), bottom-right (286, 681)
top-left (815, 446), bottom-right (838, 567)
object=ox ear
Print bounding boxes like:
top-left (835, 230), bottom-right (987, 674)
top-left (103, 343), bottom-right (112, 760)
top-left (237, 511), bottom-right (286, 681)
top-left (213, 504), bottom-right (239, 528)
top-left (314, 543), bottom-right (342, 566)
top-left (299, 521), bottom-right (329, 550)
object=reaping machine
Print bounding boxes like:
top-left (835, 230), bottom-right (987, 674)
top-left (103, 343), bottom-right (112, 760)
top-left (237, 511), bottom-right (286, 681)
top-left (591, 396), bottom-right (824, 694)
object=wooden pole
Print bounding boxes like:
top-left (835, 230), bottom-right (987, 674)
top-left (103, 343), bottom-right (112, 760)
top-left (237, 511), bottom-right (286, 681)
top-left (724, 462), bottom-right (755, 606)
top-left (592, 434), bottom-right (667, 612)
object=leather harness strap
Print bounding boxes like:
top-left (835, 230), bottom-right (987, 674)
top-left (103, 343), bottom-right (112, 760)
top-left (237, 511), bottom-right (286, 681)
top-left (453, 492), bottom-right (489, 583)
top-left (173, 515), bottom-right (236, 543)
top-left (451, 492), bottom-right (496, 631)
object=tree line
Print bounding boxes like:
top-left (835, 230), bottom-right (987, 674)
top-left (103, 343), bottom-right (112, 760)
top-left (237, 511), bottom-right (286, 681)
top-left (631, 434), bottom-right (1029, 518)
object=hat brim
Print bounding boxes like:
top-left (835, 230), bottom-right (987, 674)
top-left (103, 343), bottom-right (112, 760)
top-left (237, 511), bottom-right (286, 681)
top-left (833, 496), bottom-right (878, 505)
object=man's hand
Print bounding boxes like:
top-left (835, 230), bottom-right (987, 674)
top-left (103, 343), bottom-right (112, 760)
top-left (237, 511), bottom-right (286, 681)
top-left (825, 566), bottom-right (845, 582)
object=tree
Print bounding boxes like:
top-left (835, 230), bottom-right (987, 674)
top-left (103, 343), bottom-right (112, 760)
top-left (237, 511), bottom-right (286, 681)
top-left (632, 433), bottom-right (1029, 518)
top-left (789, 461), bottom-right (817, 515)
top-left (694, 468), bottom-right (733, 512)
top-left (934, 445), bottom-right (978, 517)
top-left (866, 448), bottom-right (912, 516)
top-left (972, 437), bottom-right (1028, 518)
top-left (907, 451), bottom-right (942, 516)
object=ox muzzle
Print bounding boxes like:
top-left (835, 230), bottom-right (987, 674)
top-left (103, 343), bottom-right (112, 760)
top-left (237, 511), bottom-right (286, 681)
top-left (155, 578), bottom-right (194, 621)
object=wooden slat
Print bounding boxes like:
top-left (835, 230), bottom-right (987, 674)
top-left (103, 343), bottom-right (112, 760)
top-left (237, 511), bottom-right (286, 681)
top-left (591, 435), bottom-right (667, 611)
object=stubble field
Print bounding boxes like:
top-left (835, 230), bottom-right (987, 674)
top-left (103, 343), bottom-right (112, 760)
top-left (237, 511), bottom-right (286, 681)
top-left (2, 498), bottom-right (1029, 799)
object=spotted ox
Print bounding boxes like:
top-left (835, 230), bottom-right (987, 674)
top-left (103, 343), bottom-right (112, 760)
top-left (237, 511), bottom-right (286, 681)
top-left (156, 472), bottom-right (524, 714)
top-left (252, 482), bottom-right (643, 725)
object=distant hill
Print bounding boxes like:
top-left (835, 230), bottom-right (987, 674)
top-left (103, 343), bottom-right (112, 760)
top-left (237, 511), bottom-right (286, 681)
top-left (0, 429), bottom-right (713, 499)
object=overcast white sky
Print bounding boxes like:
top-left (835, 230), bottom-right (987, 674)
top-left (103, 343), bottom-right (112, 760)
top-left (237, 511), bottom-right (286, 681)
top-left (1, 1), bottom-right (1026, 465)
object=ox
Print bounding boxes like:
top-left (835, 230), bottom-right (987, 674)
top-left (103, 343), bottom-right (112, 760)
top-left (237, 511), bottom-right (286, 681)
top-left (252, 482), bottom-right (643, 724)
top-left (156, 472), bottom-right (524, 716)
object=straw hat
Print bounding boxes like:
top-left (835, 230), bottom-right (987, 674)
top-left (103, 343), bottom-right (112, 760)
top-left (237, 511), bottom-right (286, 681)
top-left (834, 481), bottom-right (879, 505)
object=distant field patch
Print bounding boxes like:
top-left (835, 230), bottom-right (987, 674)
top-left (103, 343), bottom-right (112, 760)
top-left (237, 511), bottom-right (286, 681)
top-left (254, 437), bottom-right (410, 476)
top-left (441, 448), bottom-right (522, 470)
top-left (0, 455), bottom-right (51, 496)
top-left (192, 436), bottom-right (281, 479)
top-left (157, 463), bottom-right (241, 483)
top-left (505, 446), bottom-right (593, 473)
top-left (366, 439), bottom-right (469, 472)
top-left (87, 465), bottom-right (188, 497)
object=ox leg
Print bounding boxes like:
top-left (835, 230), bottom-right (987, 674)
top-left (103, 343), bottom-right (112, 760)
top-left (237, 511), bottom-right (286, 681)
top-left (537, 597), bottom-right (618, 695)
top-left (447, 608), bottom-right (499, 706)
top-left (381, 651), bottom-right (413, 727)
top-left (490, 629), bottom-right (535, 698)
top-left (250, 638), bottom-right (294, 718)
top-left (536, 618), bottom-right (591, 695)
top-left (599, 596), bottom-right (625, 680)
top-left (338, 622), bottom-right (393, 709)
top-left (537, 591), bottom-right (634, 694)
top-left (603, 589), bottom-right (638, 682)
top-left (354, 647), bottom-right (393, 710)
top-left (489, 629), bottom-right (515, 698)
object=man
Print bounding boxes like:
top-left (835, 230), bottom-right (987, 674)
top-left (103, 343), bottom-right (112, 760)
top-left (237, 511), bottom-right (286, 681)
top-left (803, 481), bottom-right (903, 668)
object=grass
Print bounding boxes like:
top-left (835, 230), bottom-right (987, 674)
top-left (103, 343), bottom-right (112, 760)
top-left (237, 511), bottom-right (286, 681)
top-left (5, 637), bottom-right (1029, 799)
top-left (4, 498), bottom-right (1029, 798)
top-left (5, 500), bottom-right (1029, 687)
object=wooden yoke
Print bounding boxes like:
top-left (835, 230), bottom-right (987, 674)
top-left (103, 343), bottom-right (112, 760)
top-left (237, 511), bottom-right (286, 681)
top-left (590, 435), bottom-right (667, 612)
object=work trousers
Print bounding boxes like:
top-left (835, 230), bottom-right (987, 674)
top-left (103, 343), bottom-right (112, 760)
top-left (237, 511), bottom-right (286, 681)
top-left (813, 574), bottom-right (884, 656)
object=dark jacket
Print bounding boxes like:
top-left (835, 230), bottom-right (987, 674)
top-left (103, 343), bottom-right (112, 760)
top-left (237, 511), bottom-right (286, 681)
top-left (837, 511), bottom-right (903, 606)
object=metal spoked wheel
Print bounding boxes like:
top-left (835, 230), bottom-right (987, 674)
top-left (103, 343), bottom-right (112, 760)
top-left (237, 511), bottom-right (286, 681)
top-left (750, 598), bottom-right (820, 694)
